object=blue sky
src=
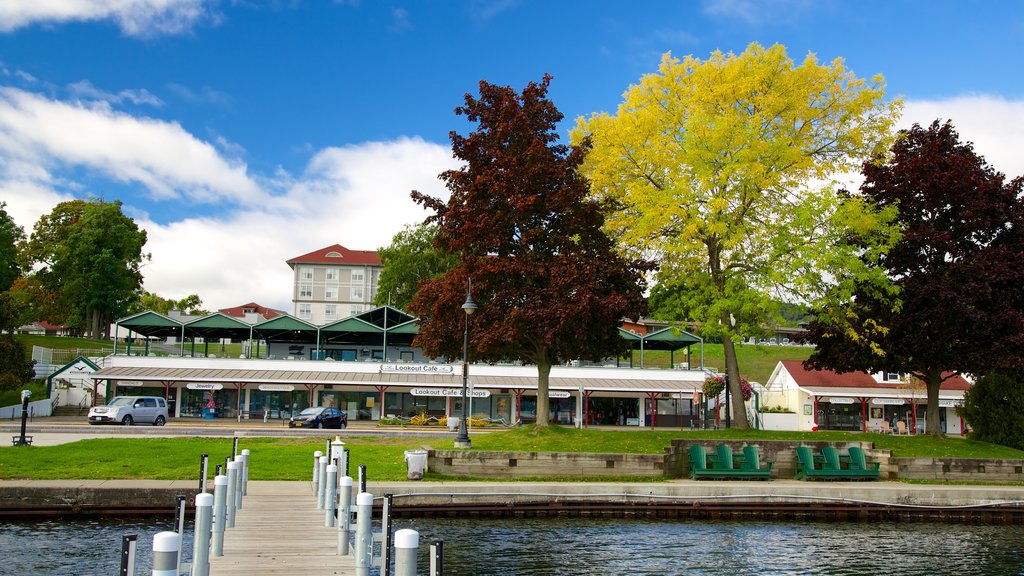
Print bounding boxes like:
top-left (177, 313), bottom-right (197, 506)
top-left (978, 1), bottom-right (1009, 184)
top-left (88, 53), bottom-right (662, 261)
top-left (2, 0), bottom-right (1023, 312)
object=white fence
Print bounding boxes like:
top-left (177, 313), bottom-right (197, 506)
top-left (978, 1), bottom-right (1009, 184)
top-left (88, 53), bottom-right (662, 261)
top-left (0, 396), bottom-right (55, 419)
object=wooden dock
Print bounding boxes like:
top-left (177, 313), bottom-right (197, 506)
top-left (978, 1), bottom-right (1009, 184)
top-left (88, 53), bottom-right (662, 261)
top-left (208, 481), bottom-right (355, 575)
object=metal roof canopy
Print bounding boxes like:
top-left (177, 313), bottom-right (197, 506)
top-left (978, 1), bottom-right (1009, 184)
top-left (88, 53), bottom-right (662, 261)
top-left (185, 312), bottom-right (253, 341)
top-left (116, 310), bottom-right (183, 338)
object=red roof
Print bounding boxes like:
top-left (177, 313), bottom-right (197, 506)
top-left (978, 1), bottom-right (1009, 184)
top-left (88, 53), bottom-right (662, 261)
top-left (286, 244), bottom-right (381, 266)
top-left (780, 360), bottom-right (971, 390)
top-left (37, 320), bottom-right (69, 330)
top-left (218, 302), bottom-right (286, 320)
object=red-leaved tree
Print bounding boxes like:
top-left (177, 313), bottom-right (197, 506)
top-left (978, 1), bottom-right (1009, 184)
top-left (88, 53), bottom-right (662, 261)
top-left (806, 120), bottom-right (1024, 436)
top-left (410, 75), bottom-right (650, 428)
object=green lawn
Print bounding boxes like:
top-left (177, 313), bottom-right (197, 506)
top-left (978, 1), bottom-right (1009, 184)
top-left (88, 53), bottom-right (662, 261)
top-left (2, 426), bottom-right (1020, 482)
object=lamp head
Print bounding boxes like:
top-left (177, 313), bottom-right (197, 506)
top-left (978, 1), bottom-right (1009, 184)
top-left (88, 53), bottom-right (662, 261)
top-left (462, 295), bottom-right (477, 315)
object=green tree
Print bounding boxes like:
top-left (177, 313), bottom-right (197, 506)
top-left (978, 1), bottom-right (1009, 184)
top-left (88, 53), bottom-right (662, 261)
top-left (0, 293), bottom-right (35, 392)
top-left (411, 75), bottom-right (650, 428)
top-left (26, 199), bottom-right (149, 338)
top-left (806, 121), bottom-right (1024, 436)
top-left (0, 202), bottom-right (25, 292)
top-left (127, 291), bottom-right (208, 316)
top-left (573, 43), bottom-right (901, 428)
top-left (960, 369), bottom-right (1024, 450)
top-left (374, 223), bottom-right (457, 312)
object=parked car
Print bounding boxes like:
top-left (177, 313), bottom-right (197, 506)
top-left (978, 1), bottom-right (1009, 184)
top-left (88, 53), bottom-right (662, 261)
top-left (288, 406), bottom-right (347, 429)
top-left (88, 396), bottom-right (169, 426)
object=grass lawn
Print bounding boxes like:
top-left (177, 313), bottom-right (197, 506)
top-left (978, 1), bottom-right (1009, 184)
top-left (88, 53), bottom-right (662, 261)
top-left (2, 426), bottom-right (1021, 482)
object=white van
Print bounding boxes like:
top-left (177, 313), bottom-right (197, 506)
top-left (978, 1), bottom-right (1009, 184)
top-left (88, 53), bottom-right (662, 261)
top-left (88, 396), bottom-right (169, 426)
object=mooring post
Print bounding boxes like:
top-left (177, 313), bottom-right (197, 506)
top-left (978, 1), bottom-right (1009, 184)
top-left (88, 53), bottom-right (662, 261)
top-left (151, 531), bottom-right (179, 576)
top-left (338, 476), bottom-right (353, 555)
top-left (119, 534), bottom-right (138, 576)
top-left (199, 453), bottom-right (209, 493)
top-left (393, 529), bottom-right (419, 576)
top-left (192, 492), bottom-right (213, 576)
top-left (232, 436), bottom-right (239, 459)
top-left (317, 456), bottom-right (329, 509)
top-left (240, 448), bottom-right (250, 496)
top-left (325, 463), bottom-right (338, 528)
top-left (234, 459), bottom-right (244, 511)
top-left (211, 474), bottom-right (227, 556)
top-left (381, 494), bottom-right (393, 576)
top-left (226, 460), bottom-right (239, 529)
top-left (429, 540), bottom-right (444, 576)
top-left (358, 464), bottom-right (367, 494)
top-left (344, 447), bottom-right (350, 478)
top-left (173, 495), bottom-right (186, 575)
top-left (312, 450), bottom-right (323, 494)
top-left (354, 492), bottom-right (373, 576)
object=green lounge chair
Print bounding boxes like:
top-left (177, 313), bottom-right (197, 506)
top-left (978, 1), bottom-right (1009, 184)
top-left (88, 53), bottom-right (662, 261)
top-left (795, 446), bottom-right (880, 481)
top-left (821, 446), bottom-right (843, 470)
top-left (715, 444), bottom-right (735, 470)
top-left (689, 445), bottom-right (714, 479)
top-left (846, 446), bottom-right (881, 479)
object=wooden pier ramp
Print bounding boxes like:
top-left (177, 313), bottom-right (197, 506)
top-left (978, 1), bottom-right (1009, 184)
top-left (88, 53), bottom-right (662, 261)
top-left (208, 481), bottom-right (354, 575)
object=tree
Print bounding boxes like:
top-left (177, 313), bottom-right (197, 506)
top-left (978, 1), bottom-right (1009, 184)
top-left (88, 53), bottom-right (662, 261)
top-left (410, 75), bottom-right (650, 428)
top-left (0, 293), bottom-right (35, 392)
top-left (0, 202), bottom-right (25, 293)
top-left (374, 223), bottom-right (457, 311)
top-left (806, 121), bottom-right (1024, 436)
top-left (960, 369), bottom-right (1024, 450)
top-left (573, 43), bottom-right (900, 428)
top-left (127, 291), bottom-right (208, 316)
top-left (25, 199), bottom-right (149, 338)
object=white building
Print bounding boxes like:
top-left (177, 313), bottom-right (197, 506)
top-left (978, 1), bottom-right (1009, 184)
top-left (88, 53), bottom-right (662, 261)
top-left (287, 244), bottom-right (382, 323)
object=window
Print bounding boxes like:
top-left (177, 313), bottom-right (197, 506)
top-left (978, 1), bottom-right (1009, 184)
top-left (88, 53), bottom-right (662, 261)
top-left (325, 304), bottom-right (337, 321)
top-left (325, 286), bottom-right (338, 300)
top-left (326, 268), bottom-right (338, 281)
top-left (298, 304), bottom-right (312, 319)
top-left (299, 284), bottom-right (312, 298)
top-left (351, 305), bottom-right (364, 315)
top-left (300, 267), bottom-right (313, 281)
top-left (884, 372), bottom-right (902, 382)
top-left (351, 269), bottom-right (364, 283)
top-left (352, 286), bottom-right (364, 301)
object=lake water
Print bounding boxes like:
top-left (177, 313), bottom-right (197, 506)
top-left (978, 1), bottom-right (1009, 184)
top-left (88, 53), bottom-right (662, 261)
top-left (3, 516), bottom-right (1023, 575)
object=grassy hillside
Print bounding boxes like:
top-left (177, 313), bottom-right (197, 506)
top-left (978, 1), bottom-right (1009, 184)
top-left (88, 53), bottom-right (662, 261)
top-left (18, 335), bottom-right (811, 383)
top-left (633, 342), bottom-right (812, 383)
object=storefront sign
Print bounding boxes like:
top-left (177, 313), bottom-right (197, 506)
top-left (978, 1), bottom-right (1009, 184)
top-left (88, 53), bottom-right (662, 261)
top-left (938, 399), bottom-right (961, 408)
top-left (258, 384), bottom-right (294, 392)
top-left (410, 388), bottom-right (490, 398)
top-left (380, 364), bottom-right (455, 374)
top-left (548, 391), bottom-right (571, 399)
top-left (871, 398), bottom-right (905, 405)
top-left (186, 383), bottom-right (223, 390)
top-left (825, 397), bottom-right (855, 404)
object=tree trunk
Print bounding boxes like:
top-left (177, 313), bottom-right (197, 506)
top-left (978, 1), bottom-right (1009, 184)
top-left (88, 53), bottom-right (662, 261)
top-left (722, 335), bottom-right (751, 429)
top-left (535, 354), bottom-right (552, 428)
top-left (924, 369), bottom-right (944, 437)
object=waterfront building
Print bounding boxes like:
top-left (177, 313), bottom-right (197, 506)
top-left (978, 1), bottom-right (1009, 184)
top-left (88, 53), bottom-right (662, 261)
top-left (761, 359), bottom-right (969, 435)
top-left (286, 244), bottom-right (382, 323)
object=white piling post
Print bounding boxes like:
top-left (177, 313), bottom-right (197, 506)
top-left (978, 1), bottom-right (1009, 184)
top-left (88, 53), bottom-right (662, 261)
top-left (151, 531), bottom-right (180, 576)
top-left (191, 492), bottom-right (213, 576)
top-left (312, 450), bottom-right (323, 493)
top-left (240, 449), bottom-right (250, 496)
top-left (394, 529), bottom-right (419, 576)
top-left (325, 463), bottom-right (338, 528)
top-left (234, 459), bottom-right (244, 511)
top-left (338, 476), bottom-right (353, 555)
top-left (317, 456), bottom-right (329, 509)
top-left (226, 461), bottom-right (239, 528)
top-left (212, 474), bottom-right (227, 557)
top-left (354, 492), bottom-right (373, 576)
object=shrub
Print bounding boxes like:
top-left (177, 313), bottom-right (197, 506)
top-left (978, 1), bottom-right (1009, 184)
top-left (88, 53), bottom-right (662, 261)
top-left (703, 375), bottom-right (752, 400)
top-left (409, 412), bottom-right (430, 426)
top-left (960, 369), bottom-right (1024, 450)
top-left (761, 405), bottom-right (794, 414)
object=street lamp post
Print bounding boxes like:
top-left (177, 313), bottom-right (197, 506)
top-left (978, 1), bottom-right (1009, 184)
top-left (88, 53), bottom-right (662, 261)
top-left (454, 278), bottom-right (477, 449)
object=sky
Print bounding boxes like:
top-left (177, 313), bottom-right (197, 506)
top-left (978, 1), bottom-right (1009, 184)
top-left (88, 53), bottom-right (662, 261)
top-left (1, 0), bottom-right (1023, 314)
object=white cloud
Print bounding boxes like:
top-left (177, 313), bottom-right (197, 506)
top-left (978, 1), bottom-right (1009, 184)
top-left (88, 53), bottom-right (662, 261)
top-left (702, 0), bottom-right (817, 25)
top-left (68, 80), bottom-right (163, 107)
top-left (0, 87), bottom-right (262, 204)
top-left (0, 0), bottom-right (217, 36)
top-left (902, 95), bottom-right (1024, 180)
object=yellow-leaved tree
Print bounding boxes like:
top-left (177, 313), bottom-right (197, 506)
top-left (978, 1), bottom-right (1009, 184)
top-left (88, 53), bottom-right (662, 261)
top-left (572, 43), bottom-right (902, 428)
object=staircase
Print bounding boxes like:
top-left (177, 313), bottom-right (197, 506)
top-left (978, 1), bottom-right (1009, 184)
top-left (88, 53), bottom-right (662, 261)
top-left (52, 405), bottom-right (88, 417)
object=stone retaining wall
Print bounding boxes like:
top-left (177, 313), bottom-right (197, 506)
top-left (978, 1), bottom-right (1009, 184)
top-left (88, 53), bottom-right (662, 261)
top-left (428, 449), bottom-right (665, 478)
top-left (893, 457), bottom-right (1024, 482)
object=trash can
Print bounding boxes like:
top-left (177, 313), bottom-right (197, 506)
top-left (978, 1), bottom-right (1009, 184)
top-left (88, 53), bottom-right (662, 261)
top-left (404, 450), bottom-right (428, 480)
top-left (447, 416), bottom-right (459, 433)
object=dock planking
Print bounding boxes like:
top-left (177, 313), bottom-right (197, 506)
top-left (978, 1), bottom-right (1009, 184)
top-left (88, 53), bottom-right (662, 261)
top-left (208, 481), bottom-right (355, 575)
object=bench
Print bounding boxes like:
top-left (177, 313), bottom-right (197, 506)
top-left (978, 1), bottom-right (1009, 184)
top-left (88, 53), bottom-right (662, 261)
top-left (795, 446), bottom-right (879, 480)
top-left (689, 445), bottom-right (772, 480)
top-left (11, 435), bottom-right (32, 446)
